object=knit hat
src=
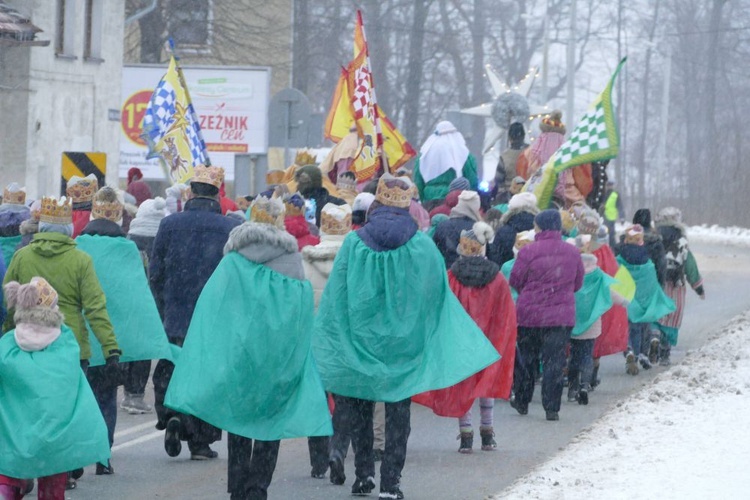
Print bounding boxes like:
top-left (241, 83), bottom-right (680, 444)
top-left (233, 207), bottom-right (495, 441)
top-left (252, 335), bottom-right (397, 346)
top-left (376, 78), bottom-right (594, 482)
top-left (509, 122), bottom-right (526, 141)
top-left (577, 209), bottom-right (602, 235)
top-left (633, 208), bottom-right (652, 229)
top-left (66, 174), bottom-right (98, 203)
top-left (457, 221), bottom-right (495, 257)
top-left (352, 192), bottom-right (376, 213)
top-left (4, 277), bottom-right (64, 328)
top-left (39, 196), bottom-right (72, 224)
top-left (535, 209), bottom-right (562, 232)
top-left (448, 176), bottom-right (471, 193)
top-left (91, 186), bottom-right (123, 224)
top-left (127, 167), bottom-right (143, 185)
top-left (295, 165), bottom-right (323, 195)
top-left (451, 190), bottom-right (482, 221)
top-left (624, 224), bottom-right (644, 245)
top-left (539, 110), bottom-right (566, 135)
top-left (3, 183), bottom-right (26, 206)
top-left (282, 193), bottom-right (305, 217)
top-left (192, 165), bottom-right (224, 189)
top-left (508, 192), bottom-right (537, 211)
top-left (128, 197), bottom-right (167, 238)
top-left (375, 174), bottom-right (413, 209)
top-left (655, 206), bottom-right (682, 226)
top-left (320, 203), bottom-right (352, 236)
top-left (250, 195), bottom-right (285, 228)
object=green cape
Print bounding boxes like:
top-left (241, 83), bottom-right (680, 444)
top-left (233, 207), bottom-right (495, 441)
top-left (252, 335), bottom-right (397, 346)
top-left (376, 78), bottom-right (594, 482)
top-left (0, 234), bottom-right (21, 269)
top-left (76, 235), bottom-right (173, 367)
top-left (313, 232), bottom-right (500, 402)
top-left (0, 326), bottom-right (110, 477)
top-left (500, 258), bottom-right (518, 302)
top-left (616, 256), bottom-right (676, 323)
top-left (573, 268), bottom-right (616, 336)
top-left (165, 252), bottom-right (332, 441)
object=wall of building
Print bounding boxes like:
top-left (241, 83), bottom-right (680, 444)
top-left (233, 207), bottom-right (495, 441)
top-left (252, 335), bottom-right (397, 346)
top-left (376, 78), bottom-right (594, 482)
top-left (0, 45), bottom-right (31, 193)
top-left (1, 0), bottom-right (125, 199)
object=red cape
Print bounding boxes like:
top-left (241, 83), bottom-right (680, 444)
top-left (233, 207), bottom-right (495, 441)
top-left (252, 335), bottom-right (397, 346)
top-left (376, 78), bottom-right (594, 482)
top-left (592, 245), bottom-right (629, 358)
top-left (413, 271), bottom-right (517, 417)
top-left (72, 210), bottom-right (90, 238)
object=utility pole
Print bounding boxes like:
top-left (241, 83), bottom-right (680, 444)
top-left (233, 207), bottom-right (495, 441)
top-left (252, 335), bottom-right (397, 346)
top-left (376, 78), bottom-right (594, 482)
top-left (566, 0), bottom-right (576, 135)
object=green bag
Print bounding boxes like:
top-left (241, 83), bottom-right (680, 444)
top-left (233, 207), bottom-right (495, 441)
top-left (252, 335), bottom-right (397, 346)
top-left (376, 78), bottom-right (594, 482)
top-left (313, 232), bottom-right (500, 402)
top-left (165, 253), bottom-right (332, 441)
top-left (617, 256), bottom-right (676, 323)
top-left (573, 268), bottom-right (616, 336)
top-left (76, 235), bottom-right (173, 367)
top-left (0, 326), bottom-right (110, 478)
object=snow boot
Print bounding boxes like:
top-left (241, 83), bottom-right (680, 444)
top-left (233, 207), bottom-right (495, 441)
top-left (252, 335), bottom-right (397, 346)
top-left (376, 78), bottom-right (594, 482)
top-left (458, 431), bottom-right (473, 454)
top-left (480, 427), bottom-right (497, 451)
top-left (625, 350), bottom-right (639, 376)
top-left (352, 476), bottom-right (376, 496)
top-left (329, 457), bottom-right (346, 485)
top-left (648, 336), bottom-right (661, 365)
top-left (577, 384), bottom-right (590, 405)
top-left (638, 353), bottom-right (653, 370)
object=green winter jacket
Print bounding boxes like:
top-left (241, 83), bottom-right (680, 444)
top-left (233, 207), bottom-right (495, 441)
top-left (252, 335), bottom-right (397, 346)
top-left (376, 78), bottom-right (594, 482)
top-left (2, 232), bottom-right (119, 361)
top-left (414, 154), bottom-right (479, 202)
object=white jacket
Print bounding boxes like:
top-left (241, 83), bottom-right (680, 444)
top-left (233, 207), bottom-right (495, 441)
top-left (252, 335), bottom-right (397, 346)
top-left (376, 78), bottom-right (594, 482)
top-left (301, 235), bottom-right (347, 308)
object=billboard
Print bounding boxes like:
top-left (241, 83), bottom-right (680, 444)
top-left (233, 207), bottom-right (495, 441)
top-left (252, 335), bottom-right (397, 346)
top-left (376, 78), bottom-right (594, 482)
top-left (119, 65), bottom-right (271, 182)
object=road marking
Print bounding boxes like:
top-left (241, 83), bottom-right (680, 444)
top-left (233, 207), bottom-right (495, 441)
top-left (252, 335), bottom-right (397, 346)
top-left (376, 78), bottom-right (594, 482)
top-left (114, 420), bottom-right (158, 440)
top-left (112, 431), bottom-right (163, 452)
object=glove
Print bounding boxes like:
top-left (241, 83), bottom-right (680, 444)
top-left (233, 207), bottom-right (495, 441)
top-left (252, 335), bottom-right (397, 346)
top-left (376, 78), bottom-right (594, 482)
top-left (695, 285), bottom-right (705, 300)
top-left (104, 355), bottom-right (121, 387)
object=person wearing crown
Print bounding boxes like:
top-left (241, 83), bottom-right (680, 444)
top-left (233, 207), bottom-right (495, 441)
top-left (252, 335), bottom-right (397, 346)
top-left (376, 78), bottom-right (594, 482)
top-left (149, 165), bottom-right (241, 461)
top-left (66, 174), bottom-right (99, 238)
top-left (0, 278), bottom-right (111, 500)
top-left (164, 195), bottom-right (331, 499)
top-left (283, 193), bottom-right (320, 251)
top-left (0, 183), bottom-right (31, 269)
top-left (2, 195), bottom-right (121, 489)
top-left (313, 173), bottom-right (499, 499)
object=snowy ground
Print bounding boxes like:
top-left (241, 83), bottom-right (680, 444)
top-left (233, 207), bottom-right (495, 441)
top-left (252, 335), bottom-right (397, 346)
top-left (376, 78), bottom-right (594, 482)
top-left (687, 225), bottom-right (750, 249)
top-left (492, 308), bottom-right (750, 499)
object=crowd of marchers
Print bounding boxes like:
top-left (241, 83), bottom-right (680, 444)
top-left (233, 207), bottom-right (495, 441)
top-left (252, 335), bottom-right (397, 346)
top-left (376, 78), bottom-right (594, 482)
top-left (0, 112), bottom-right (703, 500)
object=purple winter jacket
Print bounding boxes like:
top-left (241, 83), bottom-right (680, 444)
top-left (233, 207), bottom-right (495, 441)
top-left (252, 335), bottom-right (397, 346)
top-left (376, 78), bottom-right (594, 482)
top-left (509, 230), bottom-right (585, 328)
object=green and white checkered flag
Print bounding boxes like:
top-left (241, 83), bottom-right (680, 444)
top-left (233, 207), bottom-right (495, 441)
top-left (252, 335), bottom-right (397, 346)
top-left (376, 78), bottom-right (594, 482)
top-left (552, 58), bottom-right (626, 173)
top-left (526, 58), bottom-right (626, 208)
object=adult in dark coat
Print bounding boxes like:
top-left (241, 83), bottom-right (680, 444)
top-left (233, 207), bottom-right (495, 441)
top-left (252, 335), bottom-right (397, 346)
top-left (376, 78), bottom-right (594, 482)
top-left (295, 165), bottom-right (346, 228)
top-left (432, 190), bottom-right (482, 268)
top-left (631, 209), bottom-right (667, 286)
top-left (149, 166), bottom-right (241, 460)
top-left (486, 192), bottom-right (539, 267)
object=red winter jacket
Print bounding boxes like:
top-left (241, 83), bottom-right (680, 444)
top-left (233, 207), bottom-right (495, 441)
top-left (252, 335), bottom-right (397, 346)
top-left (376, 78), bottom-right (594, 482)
top-left (284, 215), bottom-right (320, 251)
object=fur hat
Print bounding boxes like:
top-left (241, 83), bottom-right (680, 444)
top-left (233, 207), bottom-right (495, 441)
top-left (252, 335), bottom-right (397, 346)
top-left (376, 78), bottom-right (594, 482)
top-left (539, 110), bottom-right (566, 135)
top-left (375, 174), bottom-right (413, 209)
top-left (448, 177), bottom-right (471, 193)
top-left (457, 221), bottom-right (495, 257)
top-left (4, 277), bottom-right (64, 329)
top-left (655, 206), bottom-right (682, 226)
top-left (508, 192), bottom-right (538, 211)
top-left (3, 183), bottom-right (26, 206)
top-left (624, 224), bottom-right (644, 245)
top-left (320, 203), bottom-right (352, 236)
top-left (192, 165), bottom-right (224, 189)
top-left (250, 195), bottom-right (285, 229)
top-left (535, 209), bottom-right (562, 232)
top-left (91, 186), bottom-right (123, 224)
top-left (66, 174), bottom-right (98, 203)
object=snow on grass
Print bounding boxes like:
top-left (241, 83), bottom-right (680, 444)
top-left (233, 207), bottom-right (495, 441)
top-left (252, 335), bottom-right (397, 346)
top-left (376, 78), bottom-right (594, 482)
top-left (490, 311), bottom-right (750, 499)
top-left (687, 225), bottom-right (750, 248)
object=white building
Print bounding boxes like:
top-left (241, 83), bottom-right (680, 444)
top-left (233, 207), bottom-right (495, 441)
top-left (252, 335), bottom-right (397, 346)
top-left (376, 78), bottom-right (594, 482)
top-left (0, 0), bottom-right (124, 199)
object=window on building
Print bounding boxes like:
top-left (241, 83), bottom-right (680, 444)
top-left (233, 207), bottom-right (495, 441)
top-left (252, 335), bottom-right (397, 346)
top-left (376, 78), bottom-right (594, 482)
top-left (84, 0), bottom-right (104, 61)
top-left (55, 0), bottom-right (76, 58)
top-left (169, 0), bottom-right (212, 50)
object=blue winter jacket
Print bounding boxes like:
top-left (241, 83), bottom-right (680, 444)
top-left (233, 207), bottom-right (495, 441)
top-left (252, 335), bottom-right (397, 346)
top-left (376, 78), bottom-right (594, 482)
top-left (149, 197), bottom-right (241, 339)
top-left (357, 205), bottom-right (417, 252)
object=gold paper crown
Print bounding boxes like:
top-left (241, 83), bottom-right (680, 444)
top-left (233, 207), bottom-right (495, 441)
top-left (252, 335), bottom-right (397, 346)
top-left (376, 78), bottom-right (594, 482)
top-left (284, 201), bottom-right (304, 217)
top-left (3, 184), bottom-right (26, 205)
top-left (39, 196), bottom-right (72, 224)
top-left (250, 197), bottom-right (285, 227)
top-left (321, 212), bottom-right (352, 236)
top-left (192, 165), bottom-right (225, 189)
top-left (92, 200), bottom-right (123, 222)
top-left (295, 150), bottom-right (317, 167)
top-left (375, 178), bottom-right (412, 209)
top-left (66, 176), bottom-right (98, 203)
top-left (458, 235), bottom-right (485, 257)
top-left (32, 277), bottom-right (58, 308)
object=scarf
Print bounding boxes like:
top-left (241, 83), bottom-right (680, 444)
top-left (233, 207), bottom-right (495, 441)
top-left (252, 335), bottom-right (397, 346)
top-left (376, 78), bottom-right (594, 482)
top-left (14, 323), bottom-right (61, 352)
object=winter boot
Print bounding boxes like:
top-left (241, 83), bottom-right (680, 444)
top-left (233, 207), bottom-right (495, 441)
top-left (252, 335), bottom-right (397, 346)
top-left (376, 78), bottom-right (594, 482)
top-left (590, 359), bottom-right (601, 391)
top-left (577, 383), bottom-right (590, 405)
top-left (329, 457), bottom-right (346, 485)
top-left (458, 431), bottom-right (473, 454)
top-left (638, 353), bottom-right (653, 370)
top-left (648, 336), bottom-right (661, 365)
top-left (479, 427), bottom-right (497, 451)
top-left (352, 476), bottom-right (376, 496)
top-left (164, 417), bottom-right (182, 457)
top-left (567, 369), bottom-right (579, 402)
top-left (625, 350), bottom-right (639, 376)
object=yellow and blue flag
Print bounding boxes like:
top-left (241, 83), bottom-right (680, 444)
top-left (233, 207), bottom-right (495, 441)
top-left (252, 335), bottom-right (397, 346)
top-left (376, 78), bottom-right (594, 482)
top-left (142, 56), bottom-right (208, 184)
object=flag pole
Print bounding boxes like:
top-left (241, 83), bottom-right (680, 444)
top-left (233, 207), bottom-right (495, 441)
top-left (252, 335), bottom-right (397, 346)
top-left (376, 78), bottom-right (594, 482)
top-left (167, 38), bottom-right (212, 167)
